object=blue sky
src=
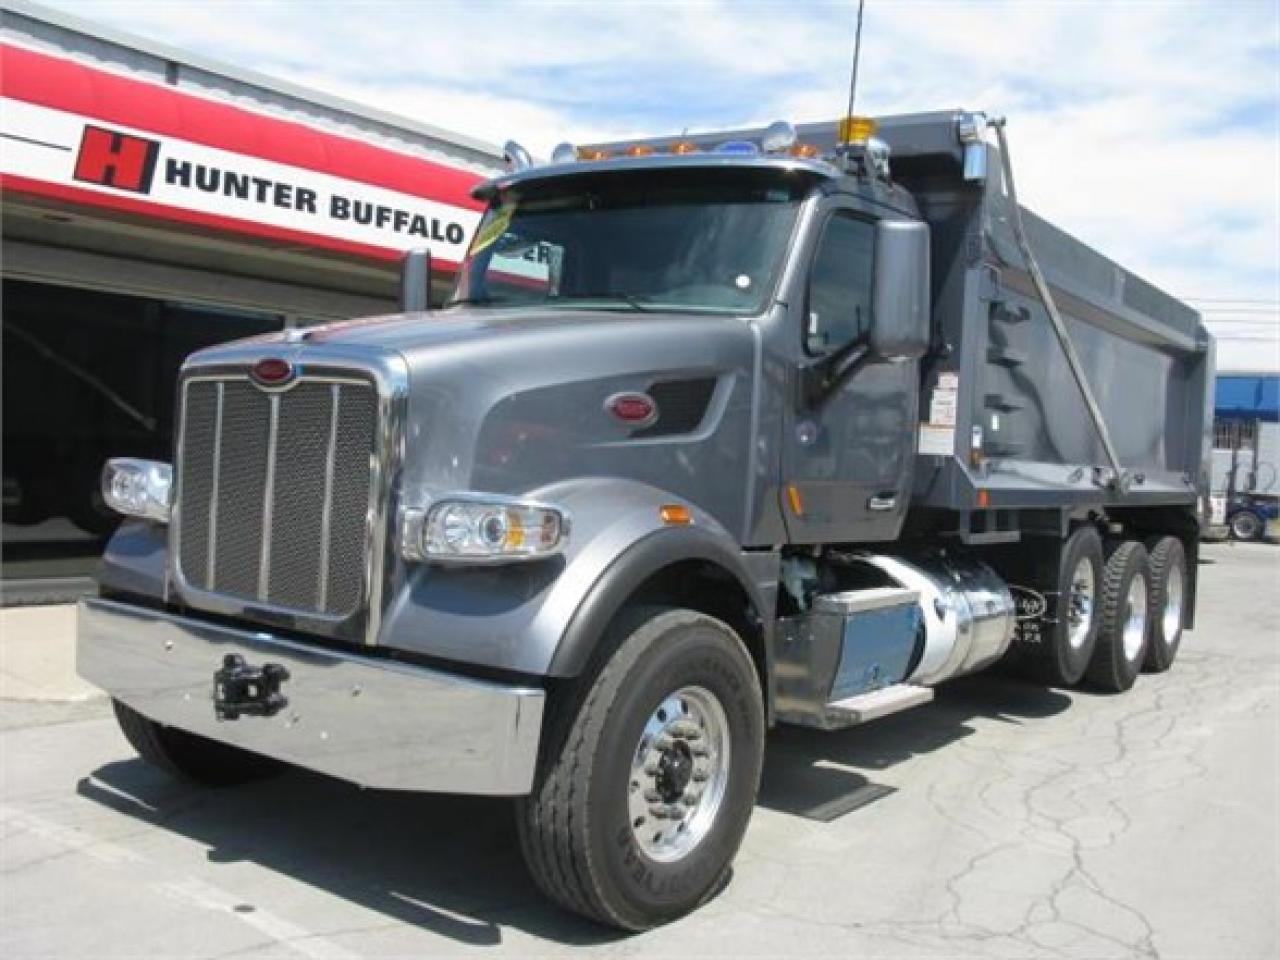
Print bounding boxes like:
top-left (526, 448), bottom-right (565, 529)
top-left (35, 0), bottom-right (1280, 368)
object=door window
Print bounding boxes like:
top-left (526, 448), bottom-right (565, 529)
top-left (805, 211), bottom-right (875, 355)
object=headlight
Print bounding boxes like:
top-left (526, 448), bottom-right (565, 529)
top-left (401, 495), bottom-right (569, 563)
top-left (101, 458), bottom-right (172, 523)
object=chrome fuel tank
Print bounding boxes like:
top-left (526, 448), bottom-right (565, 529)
top-left (855, 552), bottom-right (1016, 685)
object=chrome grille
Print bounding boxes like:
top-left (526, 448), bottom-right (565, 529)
top-left (176, 374), bottom-right (379, 618)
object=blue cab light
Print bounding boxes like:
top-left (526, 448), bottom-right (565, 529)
top-left (715, 140), bottom-right (760, 156)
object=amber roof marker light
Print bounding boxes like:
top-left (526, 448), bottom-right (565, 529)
top-left (837, 115), bottom-right (878, 145)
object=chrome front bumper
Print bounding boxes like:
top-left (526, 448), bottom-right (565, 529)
top-left (77, 598), bottom-right (544, 795)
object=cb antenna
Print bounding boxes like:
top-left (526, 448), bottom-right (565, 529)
top-left (844, 0), bottom-right (867, 120)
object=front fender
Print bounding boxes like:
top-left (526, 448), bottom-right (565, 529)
top-left (96, 520), bottom-right (169, 600)
top-left (545, 520), bottom-right (772, 677)
top-left (379, 478), bottom-right (769, 676)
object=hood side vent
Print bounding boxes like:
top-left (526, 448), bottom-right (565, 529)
top-left (632, 377), bottom-right (717, 438)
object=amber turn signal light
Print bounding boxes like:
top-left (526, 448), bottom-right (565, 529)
top-left (659, 504), bottom-right (693, 525)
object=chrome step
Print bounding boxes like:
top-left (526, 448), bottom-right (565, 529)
top-left (824, 683), bottom-right (934, 727)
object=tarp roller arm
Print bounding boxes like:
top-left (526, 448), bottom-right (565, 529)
top-left (989, 117), bottom-right (1128, 492)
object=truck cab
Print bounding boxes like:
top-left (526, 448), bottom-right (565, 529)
top-left (79, 112), bottom-right (1210, 930)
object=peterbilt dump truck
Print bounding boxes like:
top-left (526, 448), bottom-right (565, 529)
top-left (79, 110), bottom-right (1213, 930)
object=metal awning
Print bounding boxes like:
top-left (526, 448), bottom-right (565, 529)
top-left (1216, 375), bottom-right (1279, 421)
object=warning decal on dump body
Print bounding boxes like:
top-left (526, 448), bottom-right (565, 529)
top-left (918, 372), bottom-right (959, 456)
top-left (929, 372), bottom-right (959, 426)
top-left (918, 424), bottom-right (953, 455)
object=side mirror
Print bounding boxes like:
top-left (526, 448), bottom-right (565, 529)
top-left (400, 248), bottom-right (432, 313)
top-left (870, 220), bottom-right (930, 361)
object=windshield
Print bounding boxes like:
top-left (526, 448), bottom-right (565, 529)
top-left (448, 167), bottom-right (813, 315)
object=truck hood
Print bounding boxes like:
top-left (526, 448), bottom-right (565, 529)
top-left (187, 306), bottom-right (760, 526)
top-left (271, 304), bottom-right (735, 364)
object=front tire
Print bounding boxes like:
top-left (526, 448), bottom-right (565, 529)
top-left (112, 699), bottom-right (280, 786)
top-left (517, 608), bottom-right (764, 931)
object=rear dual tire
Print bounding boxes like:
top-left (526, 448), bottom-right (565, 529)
top-left (1011, 528), bottom-right (1186, 691)
top-left (1143, 536), bottom-right (1186, 673)
top-left (1018, 525), bottom-right (1105, 687)
top-left (1084, 541), bottom-right (1151, 693)
top-left (517, 608), bottom-right (764, 931)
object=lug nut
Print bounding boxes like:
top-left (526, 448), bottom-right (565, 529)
top-left (649, 805), bottom-right (669, 819)
top-left (692, 769), bottom-right (709, 782)
top-left (643, 789), bottom-right (661, 802)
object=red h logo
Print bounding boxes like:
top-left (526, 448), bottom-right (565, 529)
top-left (73, 126), bottom-right (159, 193)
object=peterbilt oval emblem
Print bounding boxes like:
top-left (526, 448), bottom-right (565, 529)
top-left (1009, 584), bottom-right (1049, 621)
top-left (250, 357), bottom-right (294, 387)
top-left (606, 391), bottom-right (659, 428)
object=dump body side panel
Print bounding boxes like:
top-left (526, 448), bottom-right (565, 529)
top-left (876, 114), bottom-right (1211, 514)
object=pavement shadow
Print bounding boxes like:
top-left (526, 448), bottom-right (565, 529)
top-left (77, 762), bottom-right (620, 947)
top-left (759, 671), bottom-right (1072, 819)
top-left (77, 671), bottom-right (1069, 947)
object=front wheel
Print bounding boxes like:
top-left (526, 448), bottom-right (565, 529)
top-left (113, 699), bottom-right (280, 786)
top-left (517, 608), bottom-right (764, 931)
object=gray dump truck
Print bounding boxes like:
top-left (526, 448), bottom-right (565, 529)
top-left (80, 110), bottom-right (1214, 930)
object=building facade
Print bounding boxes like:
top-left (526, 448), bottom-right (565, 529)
top-left (1, 1), bottom-right (502, 599)
top-left (1211, 374), bottom-right (1279, 498)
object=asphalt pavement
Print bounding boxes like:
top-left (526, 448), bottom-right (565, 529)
top-left (1, 540), bottom-right (1277, 959)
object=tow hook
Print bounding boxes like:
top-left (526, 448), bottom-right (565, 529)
top-left (213, 653), bottom-right (290, 720)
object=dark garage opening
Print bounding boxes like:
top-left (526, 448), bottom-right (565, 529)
top-left (2, 279), bottom-right (282, 600)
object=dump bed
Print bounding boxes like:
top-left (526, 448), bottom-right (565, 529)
top-left (869, 111), bottom-right (1212, 513)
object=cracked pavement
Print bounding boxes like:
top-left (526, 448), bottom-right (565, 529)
top-left (2, 541), bottom-right (1276, 958)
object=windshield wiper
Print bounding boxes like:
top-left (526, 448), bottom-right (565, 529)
top-left (566, 292), bottom-right (655, 313)
top-left (445, 295), bottom-right (508, 307)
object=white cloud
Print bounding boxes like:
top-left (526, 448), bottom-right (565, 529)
top-left (32, 0), bottom-right (1280, 367)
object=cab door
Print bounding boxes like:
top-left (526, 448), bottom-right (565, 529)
top-left (779, 203), bottom-right (919, 544)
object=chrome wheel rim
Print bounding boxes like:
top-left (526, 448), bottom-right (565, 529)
top-left (627, 685), bottom-right (730, 863)
top-left (1162, 561), bottom-right (1184, 643)
top-left (1067, 558), bottom-right (1096, 650)
top-left (1232, 512), bottom-right (1260, 540)
top-left (1122, 573), bottom-right (1149, 662)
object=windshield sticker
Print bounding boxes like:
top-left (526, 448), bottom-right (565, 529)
top-left (470, 205), bottom-right (514, 254)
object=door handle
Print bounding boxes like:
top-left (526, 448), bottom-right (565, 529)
top-left (867, 494), bottom-right (897, 512)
